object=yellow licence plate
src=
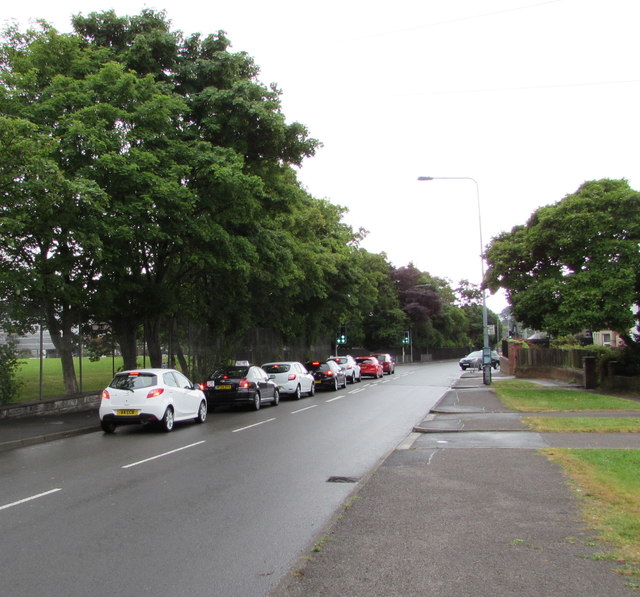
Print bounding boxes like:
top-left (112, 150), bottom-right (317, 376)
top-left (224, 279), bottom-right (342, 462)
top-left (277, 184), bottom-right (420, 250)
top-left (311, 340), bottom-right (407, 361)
top-left (116, 409), bottom-right (139, 416)
top-left (216, 385), bottom-right (232, 390)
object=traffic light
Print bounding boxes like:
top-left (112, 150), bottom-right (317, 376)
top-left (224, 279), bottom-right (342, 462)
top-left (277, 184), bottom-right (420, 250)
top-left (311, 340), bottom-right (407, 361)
top-left (337, 325), bottom-right (347, 345)
top-left (402, 331), bottom-right (410, 345)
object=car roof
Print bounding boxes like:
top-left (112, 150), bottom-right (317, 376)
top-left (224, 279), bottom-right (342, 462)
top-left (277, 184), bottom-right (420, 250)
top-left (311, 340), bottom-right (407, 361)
top-left (262, 361), bottom-right (300, 366)
top-left (116, 368), bottom-right (174, 375)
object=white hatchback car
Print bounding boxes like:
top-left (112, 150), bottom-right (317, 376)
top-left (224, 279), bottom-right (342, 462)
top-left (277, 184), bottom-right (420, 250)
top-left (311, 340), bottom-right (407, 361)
top-left (261, 361), bottom-right (315, 400)
top-left (99, 368), bottom-right (207, 433)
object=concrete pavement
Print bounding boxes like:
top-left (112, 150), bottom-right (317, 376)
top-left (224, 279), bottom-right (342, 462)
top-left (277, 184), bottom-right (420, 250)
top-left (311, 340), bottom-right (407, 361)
top-left (269, 371), bottom-right (640, 597)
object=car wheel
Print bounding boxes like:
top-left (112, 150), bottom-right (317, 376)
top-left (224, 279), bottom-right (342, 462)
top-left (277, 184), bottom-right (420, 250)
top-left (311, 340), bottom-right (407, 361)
top-left (101, 421), bottom-right (116, 434)
top-left (272, 389), bottom-right (280, 406)
top-left (332, 378), bottom-right (338, 391)
top-left (308, 383), bottom-right (315, 397)
top-left (294, 385), bottom-right (302, 400)
top-left (160, 407), bottom-right (174, 432)
top-left (195, 400), bottom-right (207, 424)
top-left (348, 374), bottom-right (354, 384)
top-left (252, 392), bottom-right (261, 411)
top-left (342, 377), bottom-right (347, 389)
top-left (357, 374), bottom-right (362, 382)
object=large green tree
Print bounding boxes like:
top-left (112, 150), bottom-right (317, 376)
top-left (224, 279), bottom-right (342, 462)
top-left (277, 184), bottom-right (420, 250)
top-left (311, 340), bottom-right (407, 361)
top-left (485, 179), bottom-right (640, 344)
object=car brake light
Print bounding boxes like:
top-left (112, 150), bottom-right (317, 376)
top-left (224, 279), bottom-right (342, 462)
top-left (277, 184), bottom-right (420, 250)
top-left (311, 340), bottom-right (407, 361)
top-left (147, 388), bottom-right (165, 399)
top-left (325, 371), bottom-right (334, 377)
top-left (288, 373), bottom-right (297, 381)
top-left (101, 390), bottom-right (110, 399)
top-left (239, 379), bottom-right (250, 388)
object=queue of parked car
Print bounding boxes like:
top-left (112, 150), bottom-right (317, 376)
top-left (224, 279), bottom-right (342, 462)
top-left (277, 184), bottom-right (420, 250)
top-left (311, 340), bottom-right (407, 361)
top-left (98, 353), bottom-right (398, 434)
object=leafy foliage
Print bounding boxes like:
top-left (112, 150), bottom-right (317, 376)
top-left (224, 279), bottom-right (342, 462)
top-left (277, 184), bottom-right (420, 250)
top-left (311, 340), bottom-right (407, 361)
top-left (485, 179), bottom-right (640, 344)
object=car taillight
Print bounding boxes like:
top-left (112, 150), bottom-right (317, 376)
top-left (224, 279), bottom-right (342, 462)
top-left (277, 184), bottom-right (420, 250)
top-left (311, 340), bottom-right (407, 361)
top-left (325, 371), bottom-right (334, 377)
top-left (288, 373), bottom-right (297, 381)
top-left (147, 388), bottom-right (165, 399)
top-left (239, 379), bottom-right (250, 388)
top-left (347, 365), bottom-right (353, 369)
top-left (101, 390), bottom-right (110, 400)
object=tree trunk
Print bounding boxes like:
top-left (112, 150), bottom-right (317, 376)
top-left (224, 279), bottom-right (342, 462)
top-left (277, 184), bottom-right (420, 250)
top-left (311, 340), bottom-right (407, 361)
top-left (46, 312), bottom-right (78, 395)
top-left (113, 320), bottom-right (138, 370)
top-left (175, 341), bottom-right (190, 379)
top-left (145, 318), bottom-right (163, 368)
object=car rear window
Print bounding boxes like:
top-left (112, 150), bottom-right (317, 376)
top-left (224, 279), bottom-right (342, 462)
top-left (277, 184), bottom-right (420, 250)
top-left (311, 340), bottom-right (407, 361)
top-left (210, 367), bottom-right (249, 380)
top-left (110, 372), bottom-right (157, 390)
top-left (306, 362), bottom-right (329, 372)
top-left (263, 364), bottom-right (291, 374)
top-left (358, 358), bottom-right (373, 364)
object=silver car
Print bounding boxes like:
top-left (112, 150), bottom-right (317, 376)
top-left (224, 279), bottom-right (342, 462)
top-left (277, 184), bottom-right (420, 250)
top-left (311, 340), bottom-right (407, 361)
top-left (262, 361), bottom-right (316, 399)
top-left (329, 355), bottom-right (362, 383)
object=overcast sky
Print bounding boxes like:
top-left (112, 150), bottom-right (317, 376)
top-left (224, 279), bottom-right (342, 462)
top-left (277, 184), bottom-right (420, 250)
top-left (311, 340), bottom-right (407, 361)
top-left (5, 0), bottom-right (640, 313)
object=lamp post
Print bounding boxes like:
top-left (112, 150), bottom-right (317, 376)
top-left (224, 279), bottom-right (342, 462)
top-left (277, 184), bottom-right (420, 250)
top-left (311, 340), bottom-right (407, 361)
top-left (417, 176), bottom-right (491, 385)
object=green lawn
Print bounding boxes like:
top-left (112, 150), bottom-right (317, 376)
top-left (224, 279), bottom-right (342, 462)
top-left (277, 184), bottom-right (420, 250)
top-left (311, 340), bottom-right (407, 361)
top-left (14, 357), bottom-right (133, 402)
top-left (525, 417), bottom-right (640, 433)
top-left (546, 449), bottom-right (640, 577)
top-left (494, 387), bottom-right (640, 412)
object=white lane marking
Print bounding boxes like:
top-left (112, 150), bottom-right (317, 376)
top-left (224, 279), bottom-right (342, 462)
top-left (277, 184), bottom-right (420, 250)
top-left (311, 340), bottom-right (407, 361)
top-left (122, 441), bottom-right (206, 469)
top-left (0, 488), bottom-right (62, 512)
top-left (348, 388), bottom-right (366, 394)
top-left (291, 405), bottom-right (318, 414)
top-left (326, 395), bottom-right (346, 402)
top-left (232, 418), bottom-right (276, 433)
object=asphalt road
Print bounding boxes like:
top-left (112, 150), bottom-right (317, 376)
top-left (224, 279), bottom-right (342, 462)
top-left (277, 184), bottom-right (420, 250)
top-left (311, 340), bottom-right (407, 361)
top-left (0, 361), bottom-right (458, 597)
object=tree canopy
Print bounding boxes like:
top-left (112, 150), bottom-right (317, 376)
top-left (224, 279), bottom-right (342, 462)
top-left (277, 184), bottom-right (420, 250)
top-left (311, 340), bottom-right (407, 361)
top-left (484, 179), bottom-right (640, 344)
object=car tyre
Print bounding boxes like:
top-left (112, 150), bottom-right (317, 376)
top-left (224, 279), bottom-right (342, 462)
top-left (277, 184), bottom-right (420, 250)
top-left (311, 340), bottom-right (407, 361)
top-left (294, 385), bottom-right (302, 400)
top-left (332, 378), bottom-right (338, 391)
top-left (195, 400), bottom-right (207, 424)
top-left (308, 383), bottom-right (315, 397)
top-left (348, 374), bottom-right (354, 384)
top-left (101, 421), bottom-right (116, 434)
top-left (341, 377), bottom-right (347, 389)
top-left (272, 389), bottom-right (280, 406)
top-left (252, 392), bottom-right (261, 411)
top-left (160, 407), bottom-right (174, 432)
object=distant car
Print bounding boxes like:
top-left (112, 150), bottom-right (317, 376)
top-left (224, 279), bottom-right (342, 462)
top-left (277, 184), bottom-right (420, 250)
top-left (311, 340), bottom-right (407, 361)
top-left (459, 350), bottom-right (500, 370)
top-left (329, 355), bottom-right (362, 383)
top-left (200, 363), bottom-right (279, 410)
top-left (305, 360), bottom-right (347, 391)
top-left (99, 368), bottom-right (207, 433)
top-left (261, 361), bottom-right (315, 399)
top-left (355, 356), bottom-right (384, 379)
top-left (372, 353), bottom-right (395, 375)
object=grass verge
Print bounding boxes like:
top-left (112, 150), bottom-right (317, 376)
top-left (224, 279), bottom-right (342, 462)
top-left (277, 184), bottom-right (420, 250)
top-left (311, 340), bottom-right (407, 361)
top-left (545, 448), bottom-right (640, 578)
top-left (525, 417), bottom-right (640, 433)
top-left (13, 357), bottom-right (129, 402)
top-left (494, 387), bottom-right (640, 412)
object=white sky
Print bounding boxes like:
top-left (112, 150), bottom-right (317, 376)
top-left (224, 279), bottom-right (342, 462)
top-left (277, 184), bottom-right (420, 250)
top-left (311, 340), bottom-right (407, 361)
top-left (5, 0), bottom-right (640, 313)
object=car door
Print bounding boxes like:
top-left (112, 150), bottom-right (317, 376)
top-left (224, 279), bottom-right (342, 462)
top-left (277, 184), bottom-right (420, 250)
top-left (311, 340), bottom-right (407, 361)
top-left (173, 370), bottom-right (200, 417)
top-left (255, 366), bottom-right (275, 399)
top-left (162, 371), bottom-right (185, 418)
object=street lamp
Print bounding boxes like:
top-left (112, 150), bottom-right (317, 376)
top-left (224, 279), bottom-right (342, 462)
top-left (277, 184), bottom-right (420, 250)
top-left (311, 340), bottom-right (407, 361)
top-left (417, 176), bottom-right (492, 385)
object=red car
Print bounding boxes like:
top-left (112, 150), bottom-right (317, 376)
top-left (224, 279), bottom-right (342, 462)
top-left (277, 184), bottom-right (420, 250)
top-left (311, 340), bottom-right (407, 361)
top-left (355, 356), bottom-right (383, 379)
top-left (372, 353), bottom-right (395, 375)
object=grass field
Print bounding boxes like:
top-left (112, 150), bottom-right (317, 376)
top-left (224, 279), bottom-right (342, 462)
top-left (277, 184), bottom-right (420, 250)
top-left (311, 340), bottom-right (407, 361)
top-left (524, 417), bottom-right (640, 433)
top-left (494, 387), bottom-right (640, 412)
top-left (546, 448), bottom-right (640, 582)
top-left (14, 357), bottom-right (131, 402)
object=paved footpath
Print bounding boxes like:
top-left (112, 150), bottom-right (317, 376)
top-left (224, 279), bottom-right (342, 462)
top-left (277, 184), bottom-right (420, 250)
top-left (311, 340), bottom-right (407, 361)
top-left (270, 373), bottom-right (639, 597)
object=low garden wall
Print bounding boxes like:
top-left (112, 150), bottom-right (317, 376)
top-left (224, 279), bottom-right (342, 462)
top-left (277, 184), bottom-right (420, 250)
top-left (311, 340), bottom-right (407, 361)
top-left (0, 392), bottom-right (100, 420)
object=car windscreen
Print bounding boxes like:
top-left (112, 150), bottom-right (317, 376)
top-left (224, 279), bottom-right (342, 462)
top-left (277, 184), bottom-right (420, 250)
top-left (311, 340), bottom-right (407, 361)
top-left (110, 372), bottom-right (157, 390)
top-left (305, 362), bottom-right (328, 372)
top-left (263, 364), bottom-right (290, 374)
top-left (210, 367), bottom-right (249, 380)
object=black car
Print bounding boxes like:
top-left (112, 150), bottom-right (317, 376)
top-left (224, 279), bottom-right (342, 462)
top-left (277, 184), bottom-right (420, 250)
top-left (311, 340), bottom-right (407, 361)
top-left (459, 350), bottom-right (500, 370)
top-left (305, 360), bottom-right (347, 391)
top-left (200, 363), bottom-right (279, 410)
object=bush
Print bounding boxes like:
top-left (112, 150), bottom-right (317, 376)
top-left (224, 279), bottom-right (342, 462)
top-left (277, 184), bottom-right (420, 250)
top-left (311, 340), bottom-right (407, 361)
top-left (0, 339), bottom-right (24, 404)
